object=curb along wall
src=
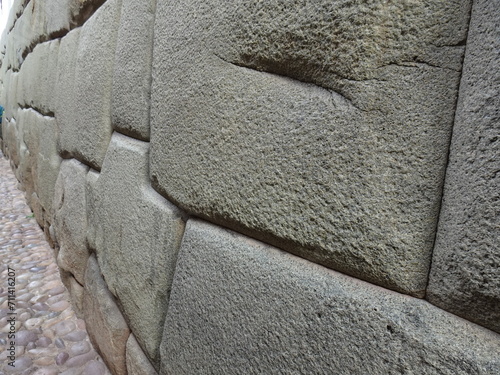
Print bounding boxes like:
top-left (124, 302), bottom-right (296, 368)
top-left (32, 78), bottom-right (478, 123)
top-left (0, 0), bottom-right (499, 374)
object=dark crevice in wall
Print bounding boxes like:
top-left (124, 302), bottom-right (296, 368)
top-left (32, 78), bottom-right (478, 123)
top-left (213, 52), bottom-right (384, 114)
top-left (19, 104), bottom-right (55, 118)
top-left (423, 0), bottom-right (474, 298)
top-left (112, 126), bottom-right (150, 143)
top-left (145, 0), bottom-right (159, 140)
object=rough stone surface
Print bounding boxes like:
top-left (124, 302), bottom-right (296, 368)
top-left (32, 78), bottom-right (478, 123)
top-left (88, 132), bottom-right (185, 364)
top-left (83, 255), bottom-right (129, 375)
top-left (126, 334), bottom-right (158, 375)
top-left (0, 0), bottom-right (107, 72)
top-left (18, 40), bottom-right (60, 114)
top-left (55, 27), bottom-right (80, 157)
top-left (53, 159), bottom-right (90, 284)
top-left (63, 0), bottom-right (121, 169)
top-left (427, 0), bottom-right (500, 333)
top-left (16, 107), bottom-right (61, 224)
top-left (151, 0), bottom-right (470, 296)
top-left (111, 0), bottom-right (156, 141)
top-left (160, 219), bottom-right (500, 375)
top-left (34, 113), bottom-right (60, 219)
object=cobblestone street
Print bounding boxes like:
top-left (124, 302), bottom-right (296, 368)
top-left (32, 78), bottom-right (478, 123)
top-left (0, 150), bottom-right (110, 375)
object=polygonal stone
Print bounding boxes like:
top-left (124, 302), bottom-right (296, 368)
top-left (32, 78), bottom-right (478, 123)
top-left (88, 132), bottom-right (185, 365)
top-left (17, 39), bottom-right (60, 114)
top-left (53, 159), bottom-right (90, 284)
top-left (62, 0), bottom-right (121, 169)
top-left (160, 219), bottom-right (500, 375)
top-left (35, 114), bottom-right (60, 219)
top-left (55, 27), bottom-right (80, 157)
top-left (151, 0), bottom-right (470, 296)
top-left (126, 334), bottom-right (158, 375)
top-left (427, 0), bottom-right (500, 334)
top-left (83, 255), bottom-right (129, 375)
top-left (112, 0), bottom-right (156, 141)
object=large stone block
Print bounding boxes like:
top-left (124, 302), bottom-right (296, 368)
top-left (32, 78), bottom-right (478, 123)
top-left (160, 219), bottom-right (500, 375)
top-left (34, 113), bottom-right (60, 220)
top-left (151, 0), bottom-right (470, 296)
top-left (55, 27), bottom-right (80, 157)
top-left (87, 132), bottom-right (186, 365)
top-left (53, 159), bottom-right (90, 285)
top-left (427, 0), bottom-right (500, 333)
top-left (17, 108), bottom-right (61, 221)
top-left (62, 0), bottom-right (121, 169)
top-left (83, 255), bottom-right (129, 375)
top-left (111, 0), bottom-right (156, 141)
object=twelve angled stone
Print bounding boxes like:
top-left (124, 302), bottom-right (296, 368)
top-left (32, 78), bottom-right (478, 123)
top-left (151, 0), bottom-right (470, 296)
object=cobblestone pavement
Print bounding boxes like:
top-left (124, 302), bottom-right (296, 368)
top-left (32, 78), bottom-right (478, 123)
top-left (0, 150), bottom-right (111, 375)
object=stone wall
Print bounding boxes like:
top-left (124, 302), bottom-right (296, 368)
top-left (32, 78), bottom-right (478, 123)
top-left (0, 0), bottom-right (498, 373)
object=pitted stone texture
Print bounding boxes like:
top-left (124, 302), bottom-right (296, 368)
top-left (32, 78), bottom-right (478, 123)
top-left (0, 0), bottom-right (107, 72)
top-left (1, 70), bottom-right (18, 120)
top-left (17, 108), bottom-right (61, 223)
top-left (55, 27), bottom-right (80, 157)
top-left (160, 219), bottom-right (500, 375)
top-left (88, 132), bottom-right (185, 365)
top-left (112, 0), bottom-right (156, 141)
top-left (64, 0), bottom-right (121, 170)
top-left (17, 40), bottom-right (60, 114)
top-left (85, 168), bottom-right (99, 251)
top-left (34, 113), bottom-right (60, 220)
top-left (53, 159), bottom-right (90, 284)
top-left (151, 0), bottom-right (469, 296)
top-left (427, 0), bottom-right (500, 334)
top-left (126, 334), bottom-right (158, 375)
top-left (83, 255), bottom-right (129, 375)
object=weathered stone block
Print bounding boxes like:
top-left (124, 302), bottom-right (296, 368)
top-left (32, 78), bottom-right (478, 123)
top-left (151, 0), bottom-right (470, 296)
top-left (427, 0), bottom-right (500, 333)
top-left (88, 132), bottom-right (185, 365)
top-left (83, 255), bottom-right (129, 375)
top-left (55, 27), bottom-right (80, 157)
top-left (63, 0), bottom-right (121, 169)
top-left (126, 334), bottom-right (158, 375)
top-left (18, 40), bottom-right (60, 113)
top-left (160, 219), bottom-right (500, 375)
top-left (53, 159), bottom-right (90, 285)
top-left (16, 108), bottom-right (60, 221)
top-left (112, 0), bottom-right (156, 141)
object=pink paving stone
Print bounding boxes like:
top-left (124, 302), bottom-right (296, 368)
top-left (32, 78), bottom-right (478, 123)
top-left (56, 351), bottom-right (70, 365)
top-left (65, 351), bottom-right (99, 367)
top-left (70, 341), bottom-right (91, 356)
top-left (83, 360), bottom-right (107, 375)
top-left (36, 336), bottom-right (53, 347)
top-left (46, 286), bottom-right (66, 296)
top-left (34, 356), bottom-right (55, 366)
top-left (4, 357), bottom-right (33, 372)
top-left (54, 320), bottom-right (76, 336)
top-left (52, 300), bottom-right (71, 312)
top-left (16, 330), bottom-right (38, 346)
top-left (43, 280), bottom-right (62, 292)
top-left (64, 330), bottom-right (87, 342)
top-left (32, 368), bottom-right (59, 375)
top-left (46, 294), bottom-right (66, 304)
